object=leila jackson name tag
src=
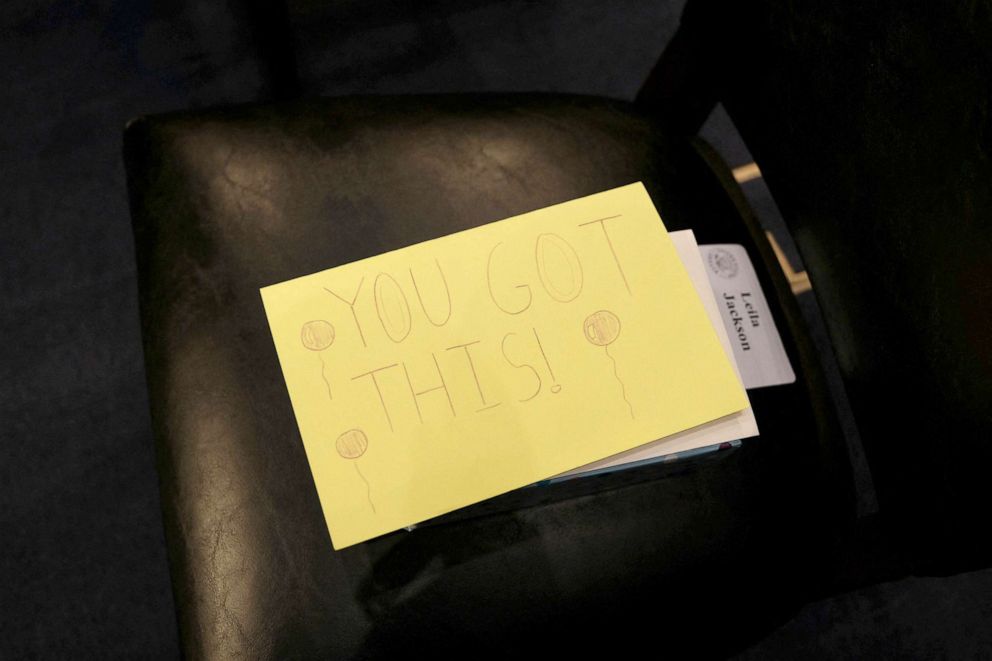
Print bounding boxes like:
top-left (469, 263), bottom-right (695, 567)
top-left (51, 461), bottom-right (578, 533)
top-left (700, 244), bottom-right (796, 389)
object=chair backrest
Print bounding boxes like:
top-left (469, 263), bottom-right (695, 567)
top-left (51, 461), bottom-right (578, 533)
top-left (643, 0), bottom-right (992, 569)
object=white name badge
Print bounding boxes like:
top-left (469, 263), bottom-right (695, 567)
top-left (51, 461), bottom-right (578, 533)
top-left (700, 244), bottom-right (796, 389)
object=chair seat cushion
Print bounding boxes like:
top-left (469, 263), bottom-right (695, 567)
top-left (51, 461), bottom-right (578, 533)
top-left (124, 94), bottom-right (850, 658)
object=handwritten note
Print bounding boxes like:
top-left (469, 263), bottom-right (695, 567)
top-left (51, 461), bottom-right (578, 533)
top-left (261, 183), bottom-right (749, 548)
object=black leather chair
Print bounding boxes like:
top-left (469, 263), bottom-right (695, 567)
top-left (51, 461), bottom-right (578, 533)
top-left (123, 1), bottom-right (989, 657)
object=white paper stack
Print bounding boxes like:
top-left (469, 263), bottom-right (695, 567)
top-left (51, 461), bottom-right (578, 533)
top-left (551, 230), bottom-right (760, 481)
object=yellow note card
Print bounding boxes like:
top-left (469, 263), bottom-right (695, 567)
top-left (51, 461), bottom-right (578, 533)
top-left (261, 182), bottom-right (748, 549)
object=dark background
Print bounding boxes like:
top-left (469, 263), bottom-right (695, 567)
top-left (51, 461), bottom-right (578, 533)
top-left (2, 1), bottom-right (991, 657)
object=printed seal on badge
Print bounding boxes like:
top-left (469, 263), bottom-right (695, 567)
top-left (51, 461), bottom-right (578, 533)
top-left (707, 248), bottom-right (739, 279)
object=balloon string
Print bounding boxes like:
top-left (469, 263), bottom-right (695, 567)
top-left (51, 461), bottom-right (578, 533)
top-left (355, 463), bottom-right (376, 514)
top-left (605, 345), bottom-right (634, 419)
top-left (319, 354), bottom-right (333, 401)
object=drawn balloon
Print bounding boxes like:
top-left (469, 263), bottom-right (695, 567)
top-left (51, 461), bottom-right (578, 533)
top-left (583, 309), bottom-right (621, 346)
top-left (301, 320), bottom-right (335, 401)
top-left (336, 429), bottom-right (376, 513)
top-left (582, 310), bottom-right (634, 418)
